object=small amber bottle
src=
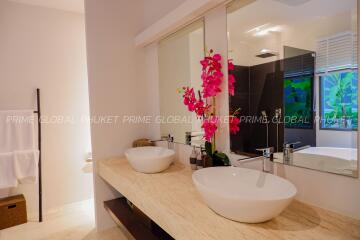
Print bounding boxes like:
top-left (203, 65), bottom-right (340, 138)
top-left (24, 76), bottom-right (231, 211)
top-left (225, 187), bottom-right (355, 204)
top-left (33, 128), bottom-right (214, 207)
top-left (189, 146), bottom-right (198, 170)
top-left (202, 151), bottom-right (213, 168)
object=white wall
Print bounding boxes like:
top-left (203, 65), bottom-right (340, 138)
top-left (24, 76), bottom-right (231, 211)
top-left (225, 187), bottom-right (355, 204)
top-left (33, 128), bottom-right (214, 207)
top-left (205, 7), bottom-right (230, 152)
top-left (140, 0), bottom-right (185, 30)
top-left (84, 0), bottom-right (185, 231)
top-left (85, 0), bottom-right (145, 230)
top-left (159, 28), bottom-right (192, 141)
top-left (0, 0), bottom-right (92, 218)
top-left (189, 28), bottom-right (205, 134)
top-left (159, 22), bottom-right (204, 142)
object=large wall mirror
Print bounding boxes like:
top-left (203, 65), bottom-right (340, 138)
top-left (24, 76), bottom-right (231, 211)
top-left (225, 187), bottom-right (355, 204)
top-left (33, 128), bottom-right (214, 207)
top-left (227, 0), bottom-right (358, 177)
top-left (158, 20), bottom-right (205, 145)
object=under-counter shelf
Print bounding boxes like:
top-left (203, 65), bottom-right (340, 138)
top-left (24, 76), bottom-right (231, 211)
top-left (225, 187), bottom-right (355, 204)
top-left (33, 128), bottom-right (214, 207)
top-left (104, 197), bottom-right (173, 240)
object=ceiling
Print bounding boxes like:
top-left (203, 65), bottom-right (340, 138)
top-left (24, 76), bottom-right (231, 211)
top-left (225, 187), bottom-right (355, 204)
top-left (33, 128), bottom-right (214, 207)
top-left (8, 0), bottom-right (84, 13)
top-left (227, 0), bottom-right (357, 66)
top-left (228, 0), bottom-right (356, 40)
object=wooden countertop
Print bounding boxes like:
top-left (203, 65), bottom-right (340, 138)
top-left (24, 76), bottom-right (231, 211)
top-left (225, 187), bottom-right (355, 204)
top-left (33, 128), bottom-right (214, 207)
top-left (98, 157), bottom-right (360, 240)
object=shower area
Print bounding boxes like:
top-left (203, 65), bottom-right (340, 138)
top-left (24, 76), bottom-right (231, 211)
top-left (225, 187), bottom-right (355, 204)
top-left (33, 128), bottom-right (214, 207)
top-left (229, 46), bottom-right (315, 154)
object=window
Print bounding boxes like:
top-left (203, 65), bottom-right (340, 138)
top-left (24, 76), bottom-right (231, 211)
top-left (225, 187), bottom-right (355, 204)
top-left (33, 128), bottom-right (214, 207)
top-left (320, 71), bottom-right (358, 130)
top-left (317, 31), bottom-right (358, 130)
top-left (284, 76), bottom-right (313, 129)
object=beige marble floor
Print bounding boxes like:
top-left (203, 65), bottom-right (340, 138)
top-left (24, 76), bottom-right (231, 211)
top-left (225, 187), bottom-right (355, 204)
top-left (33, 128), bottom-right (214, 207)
top-left (0, 199), bottom-right (130, 240)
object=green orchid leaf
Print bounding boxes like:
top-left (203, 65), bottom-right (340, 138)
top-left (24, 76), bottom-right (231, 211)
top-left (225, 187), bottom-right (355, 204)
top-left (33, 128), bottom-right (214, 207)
top-left (205, 141), bottom-right (213, 157)
top-left (213, 152), bottom-right (230, 166)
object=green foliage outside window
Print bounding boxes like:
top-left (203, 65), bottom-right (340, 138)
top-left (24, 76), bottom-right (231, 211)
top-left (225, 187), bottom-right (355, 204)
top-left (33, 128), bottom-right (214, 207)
top-left (320, 71), bottom-right (358, 130)
top-left (284, 76), bottom-right (313, 128)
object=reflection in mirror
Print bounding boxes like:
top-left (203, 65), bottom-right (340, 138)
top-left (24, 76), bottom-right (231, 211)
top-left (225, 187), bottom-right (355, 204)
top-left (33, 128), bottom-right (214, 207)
top-left (158, 20), bottom-right (205, 145)
top-left (227, 0), bottom-right (358, 177)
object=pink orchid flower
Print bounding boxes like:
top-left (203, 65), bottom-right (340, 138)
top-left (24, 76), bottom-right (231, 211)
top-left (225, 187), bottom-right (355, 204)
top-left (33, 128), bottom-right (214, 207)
top-left (213, 54), bottom-right (222, 61)
top-left (202, 116), bottom-right (219, 141)
top-left (181, 50), bottom-right (240, 146)
top-left (200, 49), bottom-right (223, 98)
top-left (228, 60), bottom-right (235, 71)
top-left (182, 87), bottom-right (210, 117)
top-left (229, 116), bottom-right (240, 134)
top-left (228, 74), bottom-right (235, 96)
top-left (228, 59), bottom-right (236, 96)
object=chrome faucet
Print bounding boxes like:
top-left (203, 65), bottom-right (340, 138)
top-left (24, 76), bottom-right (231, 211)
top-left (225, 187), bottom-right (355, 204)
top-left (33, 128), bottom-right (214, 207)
top-left (166, 134), bottom-right (174, 149)
top-left (283, 143), bottom-right (295, 164)
top-left (274, 108), bottom-right (282, 152)
top-left (185, 131), bottom-right (203, 145)
top-left (235, 147), bottom-right (274, 173)
top-left (151, 134), bottom-right (174, 149)
top-left (261, 111), bottom-right (269, 147)
top-left (256, 147), bottom-right (274, 173)
top-left (283, 142), bottom-right (310, 164)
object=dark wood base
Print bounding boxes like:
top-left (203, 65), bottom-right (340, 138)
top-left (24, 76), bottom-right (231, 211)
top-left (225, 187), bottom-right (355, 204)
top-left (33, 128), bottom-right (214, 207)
top-left (104, 198), bottom-right (174, 240)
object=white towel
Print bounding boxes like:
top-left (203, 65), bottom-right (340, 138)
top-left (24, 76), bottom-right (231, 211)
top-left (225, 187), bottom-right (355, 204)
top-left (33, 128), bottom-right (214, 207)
top-left (14, 150), bottom-right (39, 183)
top-left (0, 110), bottom-right (39, 187)
top-left (0, 152), bottom-right (17, 189)
top-left (0, 110), bottom-right (36, 153)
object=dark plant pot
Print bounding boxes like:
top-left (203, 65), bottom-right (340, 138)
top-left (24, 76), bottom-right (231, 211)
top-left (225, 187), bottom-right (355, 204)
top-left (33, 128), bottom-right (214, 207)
top-left (204, 141), bottom-right (230, 167)
top-left (212, 157), bottom-right (225, 166)
top-left (203, 155), bottom-right (213, 168)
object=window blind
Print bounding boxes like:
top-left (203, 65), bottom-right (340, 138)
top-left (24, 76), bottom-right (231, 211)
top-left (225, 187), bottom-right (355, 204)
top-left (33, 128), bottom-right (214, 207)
top-left (316, 31), bottom-right (357, 74)
top-left (284, 52), bottom-right (315, 78)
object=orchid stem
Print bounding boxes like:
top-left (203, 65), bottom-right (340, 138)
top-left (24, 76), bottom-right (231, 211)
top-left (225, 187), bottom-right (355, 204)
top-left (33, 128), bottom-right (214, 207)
top-left (212, 96), bottom-right (216, 153)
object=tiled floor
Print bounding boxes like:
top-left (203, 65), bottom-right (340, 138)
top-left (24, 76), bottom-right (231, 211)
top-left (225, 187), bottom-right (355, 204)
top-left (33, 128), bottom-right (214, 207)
top-left (0, 199), bottom-right (130, 240)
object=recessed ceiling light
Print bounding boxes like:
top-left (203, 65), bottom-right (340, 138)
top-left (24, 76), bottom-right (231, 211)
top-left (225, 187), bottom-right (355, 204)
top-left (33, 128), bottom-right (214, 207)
top-left (246, 23), bottom-right (271, 34)
top-left (260, 49), bottom-right (271, 53)
top-left (272, 0), bottom-right (311, 6)
top-left (257, 49), bottom-right (278, 58)
top-left (246, 24), bottom-right (282, 37)
top-left (254, 26), bottom-right (282, 37)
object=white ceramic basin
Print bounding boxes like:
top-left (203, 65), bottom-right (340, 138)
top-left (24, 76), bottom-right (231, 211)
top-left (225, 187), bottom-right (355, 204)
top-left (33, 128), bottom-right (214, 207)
top-left (125, 146), bottom-right (175, 173)
top-left (192, 167), bottom-right (297, 223)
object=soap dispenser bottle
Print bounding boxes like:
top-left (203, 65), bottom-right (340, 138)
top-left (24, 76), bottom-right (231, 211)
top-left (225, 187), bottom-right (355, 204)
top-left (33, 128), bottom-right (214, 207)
top-left (196, 149), bottom-right (203, 170)
top-left (189, 146), bottom-right (197, 170)
top-left (203, 151), bottom-right (213, 168)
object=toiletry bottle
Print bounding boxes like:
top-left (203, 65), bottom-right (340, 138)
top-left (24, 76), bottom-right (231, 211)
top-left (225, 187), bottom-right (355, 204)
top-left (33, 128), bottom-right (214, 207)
top-left (196, 150), bottom-right (203, 170)
top-left (203, 151), bottom-right (213, 168)
top-left (190, 146), bottom-right (197, 170)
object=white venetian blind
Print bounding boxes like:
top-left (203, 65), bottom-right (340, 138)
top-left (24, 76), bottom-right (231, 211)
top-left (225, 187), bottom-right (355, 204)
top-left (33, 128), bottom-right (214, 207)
top-left (316, 31), bottom-right (357, 73)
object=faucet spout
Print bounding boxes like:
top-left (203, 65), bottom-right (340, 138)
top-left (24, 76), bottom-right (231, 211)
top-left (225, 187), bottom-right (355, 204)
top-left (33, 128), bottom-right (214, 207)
top-left (185, 131), bottom-right (203, 146)
top-left (256, 147), bottom-right (274, 173)
top-left (151, 134), bottom-right (174, 149)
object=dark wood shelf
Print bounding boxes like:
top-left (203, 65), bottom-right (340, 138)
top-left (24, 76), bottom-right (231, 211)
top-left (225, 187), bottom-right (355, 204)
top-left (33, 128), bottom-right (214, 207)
top-left (104, 198), bottom-right (174, 240)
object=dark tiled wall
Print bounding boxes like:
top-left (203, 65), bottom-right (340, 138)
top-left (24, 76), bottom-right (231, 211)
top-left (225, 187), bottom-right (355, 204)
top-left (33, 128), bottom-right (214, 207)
top-left (230, 61), bottom-right (284, 154)
top-left (229, 52), bottom-right (316, 154)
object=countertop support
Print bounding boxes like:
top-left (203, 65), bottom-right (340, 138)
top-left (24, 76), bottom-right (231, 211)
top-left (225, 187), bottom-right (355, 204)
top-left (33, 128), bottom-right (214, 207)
top-left (98, 157), bottom-right (360, 240)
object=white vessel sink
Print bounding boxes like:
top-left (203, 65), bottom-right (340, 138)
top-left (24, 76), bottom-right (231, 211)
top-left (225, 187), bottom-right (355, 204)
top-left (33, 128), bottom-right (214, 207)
top-left (192, 167), bottom-right (297, 223)
top-left (125, 146), bottom-right (175, 173)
